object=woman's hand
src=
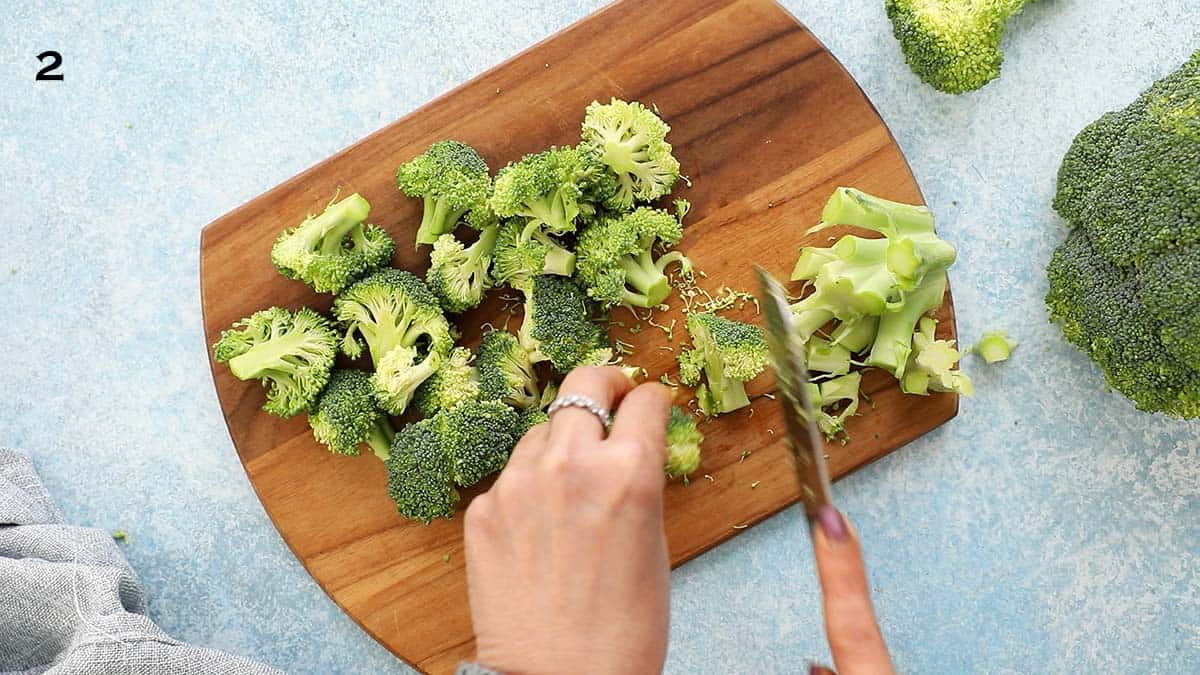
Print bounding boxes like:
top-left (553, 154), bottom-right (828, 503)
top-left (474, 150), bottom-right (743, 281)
top-left (809, 506), bottom-right (895, 675)
top-left (464, 367), bottom-right (672, 675)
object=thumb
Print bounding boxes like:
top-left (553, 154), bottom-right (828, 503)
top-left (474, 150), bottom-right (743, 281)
top-left (812, 506), bottom-right (894, 675)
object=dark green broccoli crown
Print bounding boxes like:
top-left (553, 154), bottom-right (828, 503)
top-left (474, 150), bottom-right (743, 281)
top-left (489, 147), bottom-right (584, 234)
top-left (517, 408), bottom-right (550, 436)
top-left (579, 99), bottom-right (680, 208)
top-left (884, 0), bottom-right (1032, 94)
top-left (413, 347), bottom-right (480, 417)
top-left (269, 194), bottom-right (394, 294)
top-left (395, 140), bottom-right (490, 208)
top-left (426, 224), bottom-right (500, 314)
top-left (310, 369), bottom-right (389, 456)
top-left (386, 419), bottom-right (460, 524)
top-left (522, 275), bottom-right (607, 373)
top-left (333, 268), bottom-right (450, 362)
top-left (576, 207), bottom-right (683, 308)
top-left (686, 312), bottom-right (769, 381)
top-left (438, 399), bottom-right (521, 487)
top-left (1047, 52), bottom-right (1199, 417)
top-left (664, 406), bottom-right (703, 478)
top-left (476, 330), bottom-right (540, 409)
top-left (212, 306), bottom-right (339, 418)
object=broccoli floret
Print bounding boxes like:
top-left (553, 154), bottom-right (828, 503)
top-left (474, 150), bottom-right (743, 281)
top-left (575, 207), bottom-right (692, 309)
top-left (492, 218), bottom-right (576, 289)
top-left (386, 418), bottom-right (459, 524)
top-left (427, 222), bottom-right (500, 313)
top-left (413, 347), bottom-right (480, 417)
top-left (1046, 52), bottom-right (1199, 418)
top-left (333, 269), bottom-right (453, 414)
top-left (579, 99), bottom-right (680, 210)
top-left (518, 275), bottom-right (607, 373)
top-left (476, 330), bottom-right (542, 410)
top-left (885, 0), bottom-right (1036, 94)
top-left (973, 330), bottom-right (1019, 364)
top-left (805, 372), bottom-right (863, 440)
top-left (900, 317), bottom-right (974, 396)
top-left (665, 406), bottom-right (703, 478)
top-left (310, 369), bottom-right (396, 460)
top-left (517, 408), bottom-right (550, 435)
top-left (270, 193), bottom-right (395, 294)
top-left (490, 147), bottom-right (585, 241)
top-left (677, 312), bottom-right (769, 416)
top-left (438, 399), bottom-right (521, 487)
top-left (212, 307), bottom-right (338, 418)
top-left (396, 140), bottom-right (493, 246)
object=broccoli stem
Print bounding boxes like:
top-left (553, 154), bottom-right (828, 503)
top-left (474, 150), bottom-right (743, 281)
top-left (530, 230), bottom-right (576, 275)
top-left (867, 271), bottom-right (947, 377)
top-left (821, 187), bottom-right (934, 235)
top-left (830, 315), bottom-right (880, 352)
top-left (227, 331), bottom-right (312, 380)
top-left (365, 420), bottom-right (395, 462)
top-left (618, 251), bottom-right (671, 307)
top-left (416, 196), bottom-right (467, 246)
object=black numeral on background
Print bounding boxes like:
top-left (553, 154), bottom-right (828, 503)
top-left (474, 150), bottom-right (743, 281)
top-left (36, 51), bottom-right (63, 81)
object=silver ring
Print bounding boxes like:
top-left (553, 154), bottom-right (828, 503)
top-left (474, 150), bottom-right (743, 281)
top-left (547, 394), bottom-right (612, 429)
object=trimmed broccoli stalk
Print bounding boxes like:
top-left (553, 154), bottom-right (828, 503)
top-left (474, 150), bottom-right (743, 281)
top-left (386, 418), bottom-right (459, 524)
top-left (492, 218), bottom-right (575, 289)
top-left (333, 269), bottom-right (453, 414)
top-left (413, 347), bottom-right (480, 417)
top-left (677, 312), bottom-right (769, 416)
top-left (664, 406), bottom-right (703, 479)
top-left (490, 147), bottom-right (585, 240)
top-left (518, 275), bottom-right (607, 373)
top-left (439, 400), bottom-right (521, 487)
top-left (477, 330), bottom-right (542, 410)
top-left (576, 207), bottom-right (692, 309)
top-left (579, 99), bottom-right (680, 210)
top-left (901, 318), bottom-right (974, 396)
top-left (805, 336), bottom-right (852, 375)
top-left (212, 307), bottom-right (339, 418)
top-left (973, 330), bottom-right (1019, 364)
top-left (270, 193), bottom-right (394, 294)
top-left (829, 315), bottom-right (880, 353)
top-left (866, 271), bottom-right (948, 378)
top-left (310, 369), bottom-right (396, 460)
top-left (789, 236), bottom-right (896, 339)
top-left (884, 0), bottom-right (1036, 94)
top-left (395, 140), bottom-right (493, 246)
top-left (427, 222), bottom-right (500, 313)
top-left (805, 372), bottom-right (863, 440)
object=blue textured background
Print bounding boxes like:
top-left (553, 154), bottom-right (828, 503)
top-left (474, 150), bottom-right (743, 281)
top-left (2, 1), bottom-right (1197, 673)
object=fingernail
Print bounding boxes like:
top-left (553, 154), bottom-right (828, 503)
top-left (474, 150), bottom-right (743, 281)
top-left (808, 663), bottom-right (834, 675)
top-left (816, 505), bottom-right (849, 542)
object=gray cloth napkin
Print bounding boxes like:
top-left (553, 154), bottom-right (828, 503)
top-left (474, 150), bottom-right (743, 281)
top-left (0, 448), bottom-right (283, 675)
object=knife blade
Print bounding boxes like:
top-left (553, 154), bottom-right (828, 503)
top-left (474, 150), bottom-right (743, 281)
top-left (755, 266), bottom-right (833, 519)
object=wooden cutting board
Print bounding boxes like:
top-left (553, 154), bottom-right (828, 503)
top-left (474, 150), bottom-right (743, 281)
top-left (200, 0), bottom-right (957, 671)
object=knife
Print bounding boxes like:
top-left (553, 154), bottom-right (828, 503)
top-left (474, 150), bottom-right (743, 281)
top-left (755, 266), bottom-right (833, 520)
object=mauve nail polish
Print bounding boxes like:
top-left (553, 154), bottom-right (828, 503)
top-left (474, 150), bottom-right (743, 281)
top-left (817, 505), bottom-right (849, 542)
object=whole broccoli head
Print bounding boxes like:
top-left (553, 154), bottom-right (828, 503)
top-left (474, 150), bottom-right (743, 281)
top-left (476, 330), bottom-right (542, 410)
top-left (212, 306), bottom-right (339, 418)
top-left (386, 418), bottom-right (460, 524)
top-left (677, 312), bottom-right (769, 416)
top-left (489, 147), bottom-right (585, 241)
top-left (396, 140), bottom-right (493, 246)
top-left (333, 269), bottom-right (453, 414)
top-left (310, 369), bottom-right (396, 460)
top-left (575, 207), bottom-right (692, 309)
top-left (885, 0), bottom-right (1036, 94)
top-left (518, 275), bottom-right (607, 373)
top-left (579, 99), bottom-right (680, 209)
top-left (426, 223), bottom-right (500, 313)
top-left (664, 406), bottom-right (703, 478)
top-left (413, 346), bottom-right (480, 417)
top-left (492, 218), bottom-right (576, 289)
top-left (270, 193), bottom-right (395, 294)
top-left (1046, 52), bottom-right (1199, 418)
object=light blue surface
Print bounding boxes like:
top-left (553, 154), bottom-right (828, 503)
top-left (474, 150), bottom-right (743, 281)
top-left (1, 1), bottom-right (1197, 673)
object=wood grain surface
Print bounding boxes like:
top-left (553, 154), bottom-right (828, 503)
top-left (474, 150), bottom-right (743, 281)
top-left (199, 0), bottom-right (957, 671)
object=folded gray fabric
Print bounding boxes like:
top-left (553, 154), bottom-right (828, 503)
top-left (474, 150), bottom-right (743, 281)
top-left (0, 448), bottom-right (283, 675)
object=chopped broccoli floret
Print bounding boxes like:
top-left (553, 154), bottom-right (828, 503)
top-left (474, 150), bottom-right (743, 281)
top-left (386, 418), bottom-right (459, 524)
top-left (900, 317), bottom-right (974, 396)
top-left (973, 330), bottom-right (1019, 364)
top-left (884, 0), bottom-right (1036, 94)
top-left (664, 406), bottom-right (703, 478)
top-left (427, 222), bottom-right (500, 313)
top-left (1046, 52), bottom-right (1199, 418)
top-left (518, 275), bottom-right (607, 373)
top-left (575, 207), bottom-right (692, 309)
top-left (212, 307), bottom-right (338, 418)
top-left (517, 408), bottom-right (550, 435)
top-left (310, 369), bottom-right (396, 460)
top-left (333, 269), bottom-right (453, 414)
top-left (489, 147), bottom-right (585, 241)
top-left (677, 312), bottom-right (769, 416)
top-left (476, 330), bottom-right (542, 410)
top-left (270, 193), bottom-right (394, 293)
top-left (439, 399), bottom-right (521, 487)
top-left (579, 99), bottom-right (680, 210)
top-left (491, 218), bottom-right (576, 289)
top-left (413, 347), bottom-right (480, 417)
top-left (396, 140), bottom-right (493, 245)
